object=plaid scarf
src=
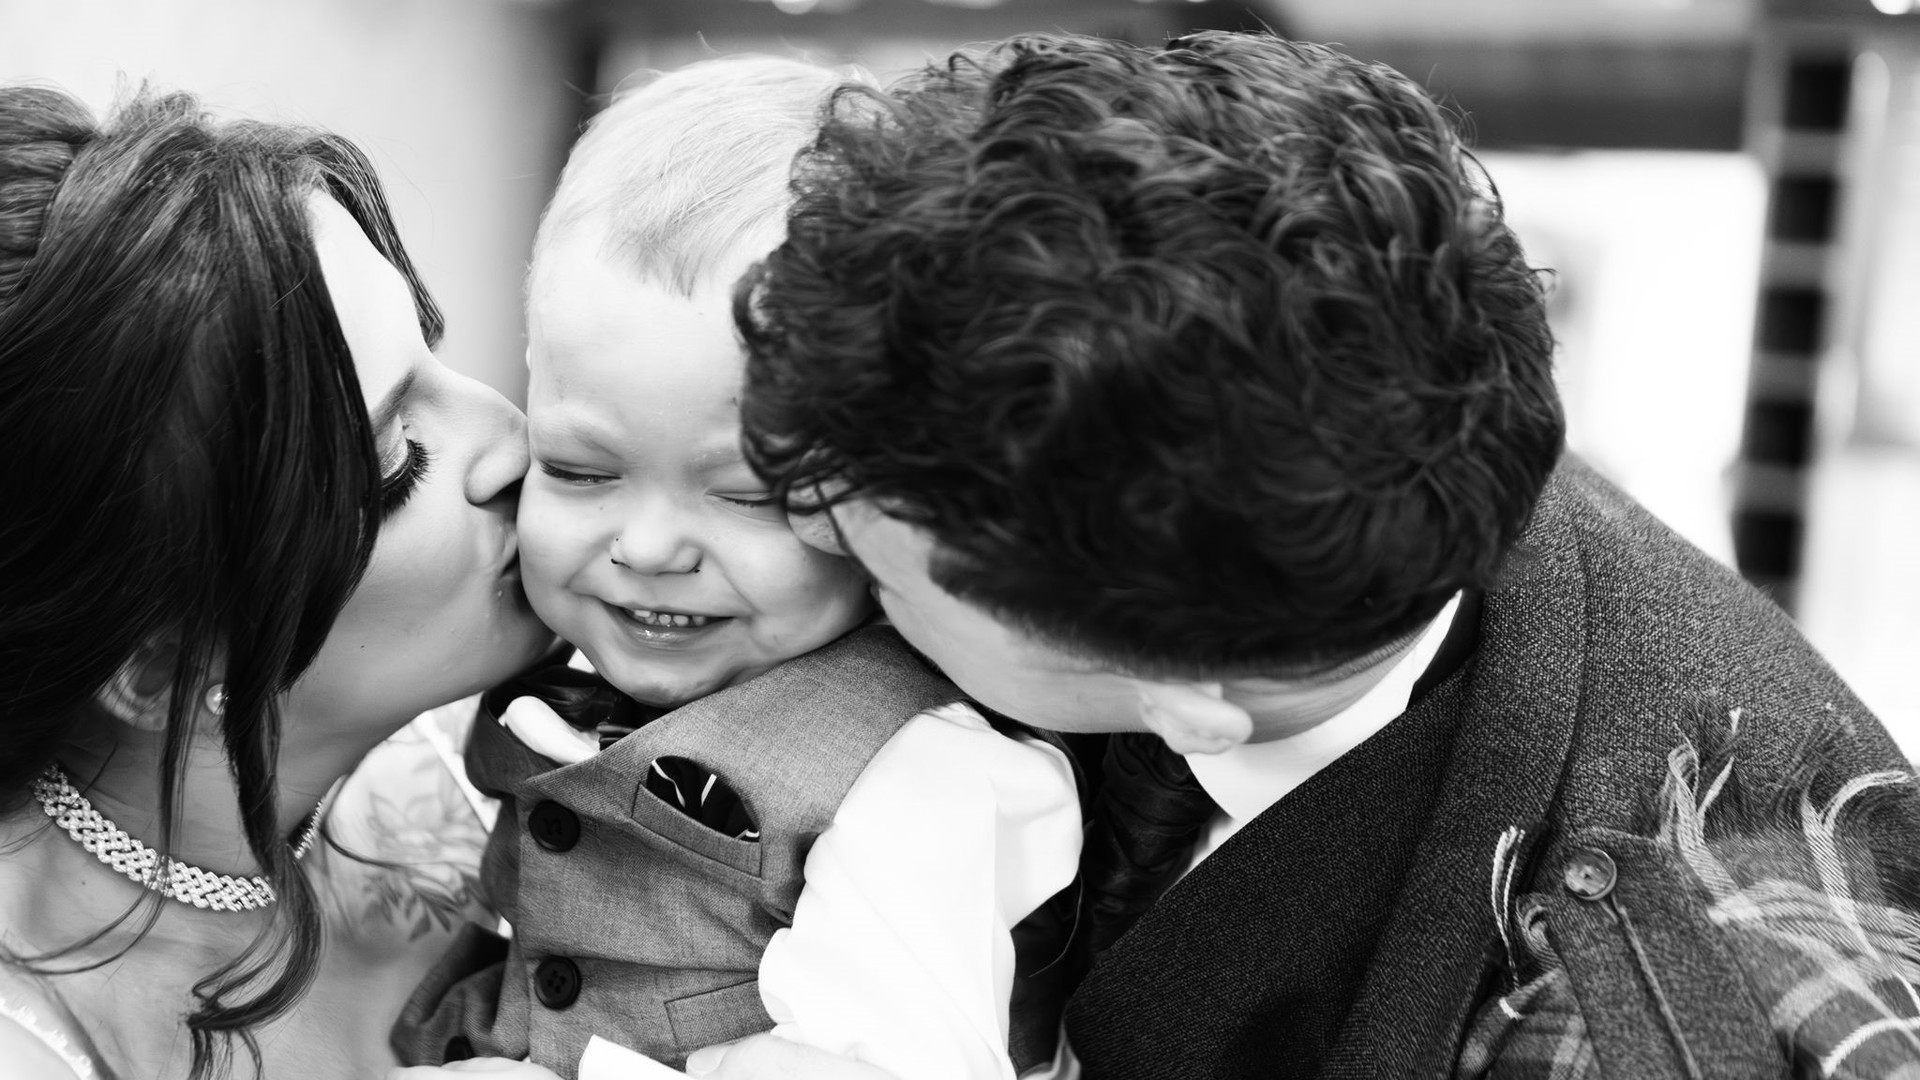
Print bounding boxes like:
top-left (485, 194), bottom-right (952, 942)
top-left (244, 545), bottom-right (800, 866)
top-left (1458, 709), bottom-right (1920, 1080)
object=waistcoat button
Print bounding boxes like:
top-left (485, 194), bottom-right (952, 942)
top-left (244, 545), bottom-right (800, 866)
top-left (534, 956), bottom-right (582, 1009)
top-left (528, 800), bottom-right (581, 852)
top-left (1562, 847), bottom-right (1617, 901)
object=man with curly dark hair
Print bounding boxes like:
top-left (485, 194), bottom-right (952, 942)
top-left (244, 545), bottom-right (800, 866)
top-left (698, 31), bottom-right (1920, 1080)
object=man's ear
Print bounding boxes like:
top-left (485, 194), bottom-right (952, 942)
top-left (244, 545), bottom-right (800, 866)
top-left (1135, 681), bottom-right (1253, 756)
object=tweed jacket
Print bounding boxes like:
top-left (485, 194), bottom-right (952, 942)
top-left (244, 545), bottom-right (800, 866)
top-left (393, 626), bottom-right (968, 1077)
top-left (1063, 456), bottom-right (1918, 1079)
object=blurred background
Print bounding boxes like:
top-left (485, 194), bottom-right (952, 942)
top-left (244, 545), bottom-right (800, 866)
top-left (4, 0), bottom-right (1916, 748)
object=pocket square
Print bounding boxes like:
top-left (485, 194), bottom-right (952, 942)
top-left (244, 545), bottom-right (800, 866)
top-left (645, 756), bottom-right (758, 842)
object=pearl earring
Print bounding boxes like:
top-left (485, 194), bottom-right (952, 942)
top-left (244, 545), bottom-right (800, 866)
top-left (204, 684), bottom-right (228, 716)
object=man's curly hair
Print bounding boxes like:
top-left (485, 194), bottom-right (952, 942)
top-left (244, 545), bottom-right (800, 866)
top-left (737, 32), bottom-right (1564, 675)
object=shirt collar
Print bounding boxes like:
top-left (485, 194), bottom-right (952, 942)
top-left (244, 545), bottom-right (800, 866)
top-left (1185, 592), bottom-right (1465, 825)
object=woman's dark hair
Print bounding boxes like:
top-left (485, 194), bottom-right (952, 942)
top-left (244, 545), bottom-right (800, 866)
top-left (739, 32), bottom-right (1564, 676)
top-left (0, 86), bottom-right (441, 1076)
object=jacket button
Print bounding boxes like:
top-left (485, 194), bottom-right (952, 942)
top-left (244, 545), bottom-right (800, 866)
top-left (534, 955), bottom-right (582, 1009)
top-left (528, 800), bottom-right (580, 852)
top-left (1562, 847), bottom-right (1617, 901)
top-left (444, 1036), bottom-right (474, 1061)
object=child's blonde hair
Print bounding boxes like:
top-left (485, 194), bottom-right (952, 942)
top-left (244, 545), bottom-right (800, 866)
top-left (533, 54), bottom-right (848, 296)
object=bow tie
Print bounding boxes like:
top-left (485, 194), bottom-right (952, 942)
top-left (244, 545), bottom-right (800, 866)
top-left (483, 663), bottom-right (663, 752)
top-left (482, 662), bottom-right (758, 842)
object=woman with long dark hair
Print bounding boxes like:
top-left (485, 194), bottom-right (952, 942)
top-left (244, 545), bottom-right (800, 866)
top-left (0, 86), bottom-right (554, 1078)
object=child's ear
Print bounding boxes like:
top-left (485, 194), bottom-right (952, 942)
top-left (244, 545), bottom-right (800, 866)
top-left (787, 508), bottom-right (847, 556)
top-left (1134, 681), bottom-right (1253, 755)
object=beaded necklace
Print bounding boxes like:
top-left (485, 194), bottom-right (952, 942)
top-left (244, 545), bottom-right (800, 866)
top-left (30, 765), bottom-right (323, 912)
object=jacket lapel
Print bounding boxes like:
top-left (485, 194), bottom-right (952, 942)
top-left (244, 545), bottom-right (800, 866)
top-left (1324, 472), bottom-right (1589, 1079)
top-left (1064, 674), bottom-right (1471, 1078)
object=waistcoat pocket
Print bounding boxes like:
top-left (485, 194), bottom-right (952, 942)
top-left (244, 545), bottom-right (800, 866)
top-left (626, 774), bottom-right (763, 878)
top-left (665, 977), bottom-right (770, 1052)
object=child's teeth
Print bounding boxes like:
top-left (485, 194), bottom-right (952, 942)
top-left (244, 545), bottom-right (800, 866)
top-left (628, 608), bottom-right (713, 628)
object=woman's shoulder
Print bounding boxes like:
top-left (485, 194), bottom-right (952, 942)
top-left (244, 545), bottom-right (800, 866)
top-left (0, 980), bottom-right (99, 1080)
top-left (307, 699), bottom-right (496, 951)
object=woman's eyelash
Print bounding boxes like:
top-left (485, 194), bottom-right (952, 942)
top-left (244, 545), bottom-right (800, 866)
top-left (379, 439), bottom-right (431, 516)
top-left (718, 492), bottom-right (777, 509)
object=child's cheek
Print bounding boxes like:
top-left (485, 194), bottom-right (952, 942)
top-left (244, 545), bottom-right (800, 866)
top-left (797, 547), bottom-right (880, 633)
top-left (518, 559), bottom-right (573, 645)
top-left (513, 498), bottom-right (581, 636)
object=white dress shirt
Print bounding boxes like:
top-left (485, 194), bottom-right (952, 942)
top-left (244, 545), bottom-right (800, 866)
top-left (1183, 592), bottom-right (1464, 872)
top-left (579, 701), bottom-right (1083, 1080)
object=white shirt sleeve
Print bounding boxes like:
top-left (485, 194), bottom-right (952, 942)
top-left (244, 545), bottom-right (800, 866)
top-left (756, 702), bottom-right (1083, 1080)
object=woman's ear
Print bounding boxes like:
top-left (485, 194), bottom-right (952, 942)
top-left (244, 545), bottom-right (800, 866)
top-left (96, 638), bottom-right (220, 733)
top-left (97, 641), bottom-right (176, 732)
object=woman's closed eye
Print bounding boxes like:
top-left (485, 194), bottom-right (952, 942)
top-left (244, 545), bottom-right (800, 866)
top-left (379, 438), bottom-right (432, 516)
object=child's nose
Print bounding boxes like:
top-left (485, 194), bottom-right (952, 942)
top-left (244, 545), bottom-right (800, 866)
top-left (609, 520), bottom-right (702, 576)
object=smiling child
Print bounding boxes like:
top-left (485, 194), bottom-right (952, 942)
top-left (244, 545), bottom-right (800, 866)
top-left (391, 56), bottom-right (1082, 1080)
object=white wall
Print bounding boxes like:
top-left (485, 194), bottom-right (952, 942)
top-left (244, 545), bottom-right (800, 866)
top-left (0, 0), bottom-right (580, 402)
top-left (1486, 149), bottom-right (1767, 568)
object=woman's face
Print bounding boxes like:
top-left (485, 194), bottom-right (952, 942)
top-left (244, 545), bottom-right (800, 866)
top-left (279, 196), bottom-right (554, 757)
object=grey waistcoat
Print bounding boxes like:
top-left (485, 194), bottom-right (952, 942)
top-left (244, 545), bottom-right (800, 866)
top-left (395, 625), bottom-right (993, 1076)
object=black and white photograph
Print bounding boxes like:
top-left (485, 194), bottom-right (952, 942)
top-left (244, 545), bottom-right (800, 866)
top-left (4, 0), bottom-right (1920, 1077)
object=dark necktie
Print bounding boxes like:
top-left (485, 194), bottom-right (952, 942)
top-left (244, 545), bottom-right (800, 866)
top-left (1073, 598), bottom-right (1482, 963)
top-left (1078, 732), bottom-right (1222, 958)
top-left (482, 665), bottom-right (758, 841)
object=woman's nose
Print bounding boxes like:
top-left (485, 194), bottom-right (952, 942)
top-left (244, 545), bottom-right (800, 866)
top-left (464, 383), bottom-right (530, 508)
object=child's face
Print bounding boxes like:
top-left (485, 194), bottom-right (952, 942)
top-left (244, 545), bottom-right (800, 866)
top-left (519, 242), bottom-right (872, 708)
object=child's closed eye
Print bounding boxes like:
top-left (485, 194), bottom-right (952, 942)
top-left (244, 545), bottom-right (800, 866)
top-left (538, 461), bottom-right (613, 485)
top-left (714, 490), bottom-right (782, 517)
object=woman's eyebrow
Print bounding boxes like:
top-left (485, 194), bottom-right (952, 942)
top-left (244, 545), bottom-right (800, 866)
top-left (368, 368), bottom-right (418, 433)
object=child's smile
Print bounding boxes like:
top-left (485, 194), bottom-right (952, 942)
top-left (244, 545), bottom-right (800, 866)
top-left (615, 605), bottom-right (723, 631)
top-left (604, 601), bottom-right (732, 647)
top-left (516, 241), bottom-right (873, 709)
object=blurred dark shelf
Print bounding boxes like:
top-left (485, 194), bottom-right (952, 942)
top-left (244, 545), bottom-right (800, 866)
top-left (584, 0), bottom-right (1750, 151)
top-left (1345, 40), bottom-right (1750, 151)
